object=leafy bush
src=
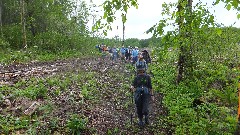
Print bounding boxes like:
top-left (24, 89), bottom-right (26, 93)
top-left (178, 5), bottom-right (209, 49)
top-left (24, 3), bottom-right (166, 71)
top-left (2, 24), bottom-right (23, 49)
top-left (0, 115), bottom-right (31, 134)
top-left (151, 48), bottom-right (238, 134)
top-left (14, 79), bottom-right (48, 100)
top-left (0, 38), bottom-right (10, 49)
top-left (66, 114), bottom-right (88, 135)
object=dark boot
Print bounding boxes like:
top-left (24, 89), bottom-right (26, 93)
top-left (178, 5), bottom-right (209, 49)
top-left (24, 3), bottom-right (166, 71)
top-left (138, 118), bottom-right (144, 127)
top-left (145, 115), bottom-right (149, 125)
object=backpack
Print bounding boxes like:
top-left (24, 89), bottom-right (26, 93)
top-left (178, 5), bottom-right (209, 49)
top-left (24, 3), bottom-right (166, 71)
top-left (136, 60), bottom-right (147, 70)
top-left (134, 86), bottom-right (149, 105)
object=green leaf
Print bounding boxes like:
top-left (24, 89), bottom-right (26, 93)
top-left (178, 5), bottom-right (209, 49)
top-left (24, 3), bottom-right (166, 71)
top-left (209, 15), bottom-right (214, 23)
top-left (115, 1), bottom-right (121, 10)
top-left (226, 4), bottom-right (231, 11)
top-left (131, 0), bottom-right (138, 9)
top-left (103, 12), bottom-right (107, 19)
top-left (103, 30), bottom-right (107, 36)
top-left (107, 16), bottom-right (113, 22)
top-left (237, 14), bottom-right (240, 19)
top-left (213, 0), bottom-right (220, 5)
top-left (123, 5), bottom-right (128, 12)
top-left (232, 0), bottom-right (238, 8)
top-left (157, 23), bottom-right (165, 35)
top-left (216, 28), bottom-right (222, 36)
top-left (146, 26), bottom-right (155, 34)
top-left (121, 14), bottom-right (127, 23)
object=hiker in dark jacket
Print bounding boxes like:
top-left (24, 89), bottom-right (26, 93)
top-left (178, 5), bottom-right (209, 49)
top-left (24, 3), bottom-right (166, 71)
top-left (125, 46), bottom-right (131, 62)
top-left (142, 50), bottom-right (151, 64)
top-left (131, 68), bottom-right (154, 127)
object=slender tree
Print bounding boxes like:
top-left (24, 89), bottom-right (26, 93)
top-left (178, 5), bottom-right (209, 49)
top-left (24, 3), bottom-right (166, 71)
top-left (176, 0), bottom-right (193, 84)
top-left (20, 0), bottom-right (27, 48)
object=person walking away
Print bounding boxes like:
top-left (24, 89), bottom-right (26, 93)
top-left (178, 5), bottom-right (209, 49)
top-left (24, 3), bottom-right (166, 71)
top-left (129, 46), bottom-right (133, 62)
top-left (116, 47), bottom-right (120, 59)
top-left (112, 47), bottom-right (118, 62)
top-left (125, 46), bottom-right (131, 62)
top-left (135, 54), bottom-right (148, 73)
top-left (131, 68), bottom-right (154, 127)
top-left (108, 47), bottom-right (113, 60)
top-left (96, 44), bottom-right (102, 53)
top-left (101, 45), bottom-right (108, 61)
top-left (120, 46), bottom-right (126, 61)
top-left (131, 47), bottom-right (139, 64)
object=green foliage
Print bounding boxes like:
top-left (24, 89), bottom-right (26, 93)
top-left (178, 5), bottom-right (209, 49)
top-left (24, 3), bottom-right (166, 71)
top-left (98, 37), bottom-right (157, 48)
top-left (2, 24), bottom-right (24, 49)
top-left (124, 38), bottom-right (139, 47)
top-left (66, 114), bottom-right (88, 135)
top-left (38, 102), bottom-right (54, 115)
top-left (0, 46), bottom-right (93, 64)
top-left (214, 0), bottom-right (240, 12)
top-left (94, 0), bottom-right (138, 35)
top-left (0, 115), bottom-right (31, 134)
top-left (0, 38), bottom-right (10, 49)
top-left (0, 70), bottom-right (101, 134)
top-left (81, 85), bottom-right (91, 99)
top-left (0, 0), bottom-right (239, 134)
top-left (107, 127), bottom-right (119, 135)
top-left (1, 0), bottom-right (96, 57)
top-left (151, 43), bottom-right (239, 134)
top-left (14, 79), bottom-right (48, 100)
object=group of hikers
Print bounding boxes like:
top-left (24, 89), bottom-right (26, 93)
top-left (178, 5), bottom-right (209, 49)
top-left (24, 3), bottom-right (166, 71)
top-left (95, 44), bottom-right (151, 65)
top-left (96, 43), bottom-right (154, 127)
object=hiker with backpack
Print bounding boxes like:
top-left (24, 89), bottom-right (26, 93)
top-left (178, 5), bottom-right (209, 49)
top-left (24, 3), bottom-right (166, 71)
top-left (95, 44), bottom-right (102, 53)
top-left (101, 45), bottom-right (108, 60)
top-left (131, 47), bottom-right (139, 64)
top-left (112, 47), bottom-right (118, 62)
top-left (142, 50), bottom-right (151, 64)
top-left (135, 53), bottom-right (148, 73)
top-left (120, 46), bottom-right (126, 61)
top-left (131, 67), bottom-right (154, 127)
top-left (125, 46), bottom-right (131, 62)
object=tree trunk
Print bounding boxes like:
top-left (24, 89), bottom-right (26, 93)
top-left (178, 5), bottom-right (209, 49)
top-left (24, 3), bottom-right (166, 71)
top-left (186, 0), bottom-right (193, 77)
top-left (176, 0), bottom-right (185, 84)
top-left (26, 0), bottom-right (36, 37)
top-left (28, 11), bottom-right (36, 37)
top-left (21, 0), bottom-right (27, 48)
top-left (176, 0), bottom-right (193, 84)
top-left (122, 22), bottom-right (125, 46)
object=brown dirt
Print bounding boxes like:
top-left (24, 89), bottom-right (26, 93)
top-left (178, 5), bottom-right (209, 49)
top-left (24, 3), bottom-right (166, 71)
top-left (0, 57), bottom-right (170, 134)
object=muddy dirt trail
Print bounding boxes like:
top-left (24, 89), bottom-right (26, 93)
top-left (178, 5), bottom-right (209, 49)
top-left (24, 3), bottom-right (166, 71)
top-left (0, 57), bottom-right (170, 134)
top-left (0, 57), bottom-right (97, 85)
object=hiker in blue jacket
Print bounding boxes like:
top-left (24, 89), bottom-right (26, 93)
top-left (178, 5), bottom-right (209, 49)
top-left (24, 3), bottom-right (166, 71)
top-left (135, 53), bottom-right (148, 73)
top-left (120, 46), bottom-right (126, 61)
top-left (131, 47), bottom-right (139, 64)
top-left (112, 47), bottom-right (118, 61)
